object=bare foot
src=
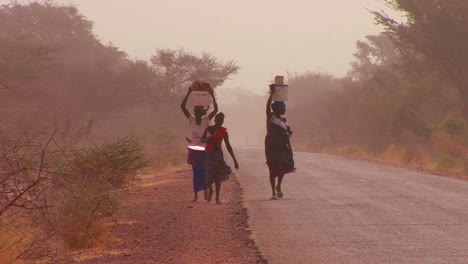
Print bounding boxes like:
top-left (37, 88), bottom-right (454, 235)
top-left (206, 190), bottom-right (213, 202)
top-left (276, 186), bottom-right (283, 199)
top-left (216, 199), bottom-right (222, 205)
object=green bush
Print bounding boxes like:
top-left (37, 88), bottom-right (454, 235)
top-left (72, 137), bottom-right (148, 189)
top-left (56, 137), bottom-right (148, 248)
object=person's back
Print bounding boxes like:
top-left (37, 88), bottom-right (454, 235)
top-left (180, 80), bottom-right (218, 202)
top-left (189, 114), bottom-right (210, 147)
top-left (265, 85), bottom-right (295, 200)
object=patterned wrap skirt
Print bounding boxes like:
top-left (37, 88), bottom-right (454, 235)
top-left (205, 148), bottom-right (232, 184)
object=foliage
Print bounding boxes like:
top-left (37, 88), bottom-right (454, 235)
top-left (0, 127), bottom-right (63, 262)
top-left (0, 2), bottom-right (238, 166)
top-left (350, 34), bottom-right (400, 81)
top-left (0, 2), bottom-right (140, 147)
top-left (440, 118), bottom-right (468, 141)
top-left (289, 2), bottom-right (468, 174)
top-left (0, 1), bottom-right (237, 261)
top-left (71, 137), bottom-right (148, 190)
top-left (151, 49), bottom-right (239, 96)
top-left (373, 0), bottom-right (468, 119)
top-left (149, 49), bottom-right (239, 133)
top-left (54, 137), bottom-right (148, 249)
top-left (0, 128), bottom-right (148, 261)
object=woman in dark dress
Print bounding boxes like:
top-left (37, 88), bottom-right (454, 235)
top-left (265, 85), bottom-right (295, 200)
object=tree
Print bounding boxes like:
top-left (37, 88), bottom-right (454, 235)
top-left (150, 49), bottom-right (239, 96)
top-left (373, 0), bottom-right (468, 119)
top-left (0, 2), bottom-right (150, 147)
top-left (148, 49), bottom-right (239, 126)
top-left (350, 34), bottom-right (400, 81)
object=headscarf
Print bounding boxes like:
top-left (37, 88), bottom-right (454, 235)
top-left (271, 101), bottom-right (286, 111)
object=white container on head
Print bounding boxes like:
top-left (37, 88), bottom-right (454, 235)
top-left (272, 75), bottom-right (289, 101)
top-left (191, 90), bottom-right (211, 106)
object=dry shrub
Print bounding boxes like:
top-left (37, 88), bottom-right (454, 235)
top-left (295, 137), bottom-right (329, 152)
top-left (331, 145), bottom-right (370, 159)
top-left (435, 154), bottom-right (458, 170)
top-left (430, 130), bottom-right (468, 174)
top-left (380, 143), bottom-right (434, 172)
top-left (381, 143), bottom-right (424, 165)
top-left (0, 217), bottom-right (42, 264)
top-left (53, 137), bottom-right (148, 249)
top-left (0, 132), bottom-right (148, 262)
top-left (60, 218), bottom-right (112, 250)
top-left (381, 145), bottom-right (409, 164)
top-left (0, 128), bottom-right (60, 262)
top-left (146, 129), bottom-right (185, 168)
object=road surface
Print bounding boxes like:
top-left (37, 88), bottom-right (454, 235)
top-left (237, 149), bottom-right (468, 264)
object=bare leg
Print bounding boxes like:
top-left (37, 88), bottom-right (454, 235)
top-left (193, 192), bottom-right (198, 202)
top-left (270, 175), bottom-right (277, 199)
top-left (268, 162), bottom-right (278, 200)
top-left (215, 179), bottom-right (221, 204)
top-left (207, 182), bottom-right (213, 202)
top-left (276, 173), bottom-right (284, 198)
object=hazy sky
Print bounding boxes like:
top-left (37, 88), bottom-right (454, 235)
top-left (3, 0), bottom-right (392, 93)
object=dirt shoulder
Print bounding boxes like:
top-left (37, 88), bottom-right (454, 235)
top-left (71, 167), bottom-right (267, 264)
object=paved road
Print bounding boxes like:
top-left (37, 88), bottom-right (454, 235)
top-left (237, 148), bottom-right (468, 264)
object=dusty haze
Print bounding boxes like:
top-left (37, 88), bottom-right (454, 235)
top-left (22, 0), bottom-right (391, 145)
top-left (0, 0), bottom-right (391, 92)
top-left (2, 1), bottom-right (468, 261)
top-left (0, 0), bottom-right (394, 145)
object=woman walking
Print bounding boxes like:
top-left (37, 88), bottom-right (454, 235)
top-left (265, 84), bottom-right (295, 200)
top-left (202, 113), bottom-right (239, 204)
top-left (181, 81), bottom-right (218, 201)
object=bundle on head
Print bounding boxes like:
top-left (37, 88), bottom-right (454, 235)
top-left (200, 80), bottom-right (211, 90)
top-left (189, 80), bottom-right (202, 90)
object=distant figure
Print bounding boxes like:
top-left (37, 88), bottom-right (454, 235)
top-left (202, 112), bottom-right (239, 204)
top-left (181, 81), bottom-right (218, 202)
top-left (265, 84), bottom-right (295, 200)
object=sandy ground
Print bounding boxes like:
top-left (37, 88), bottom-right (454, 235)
top-left (69, 167), bottom-right (267, 264)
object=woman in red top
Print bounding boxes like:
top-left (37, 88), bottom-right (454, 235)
top-left (202, 113), bottom-right (239, 204)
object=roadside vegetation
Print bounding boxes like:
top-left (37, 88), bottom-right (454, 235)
top-left (2, 0), bottom-right (467, 262)
top-left (288, 0), bottom-right (468, 175)
top-left (0, 1), bottom-right (238, 262)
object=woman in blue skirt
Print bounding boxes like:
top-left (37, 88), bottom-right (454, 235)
top-left (181, 81), bottom-right (218, 201)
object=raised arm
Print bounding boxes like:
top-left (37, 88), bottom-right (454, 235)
top-left (224, 136), bottom-right (239, 169)
top-left (266, 84), bottom-right (274, 125)
top-left (208, 89), bottom-right (218, 120)
top-left (180, 89), bottom-right (191, 119)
